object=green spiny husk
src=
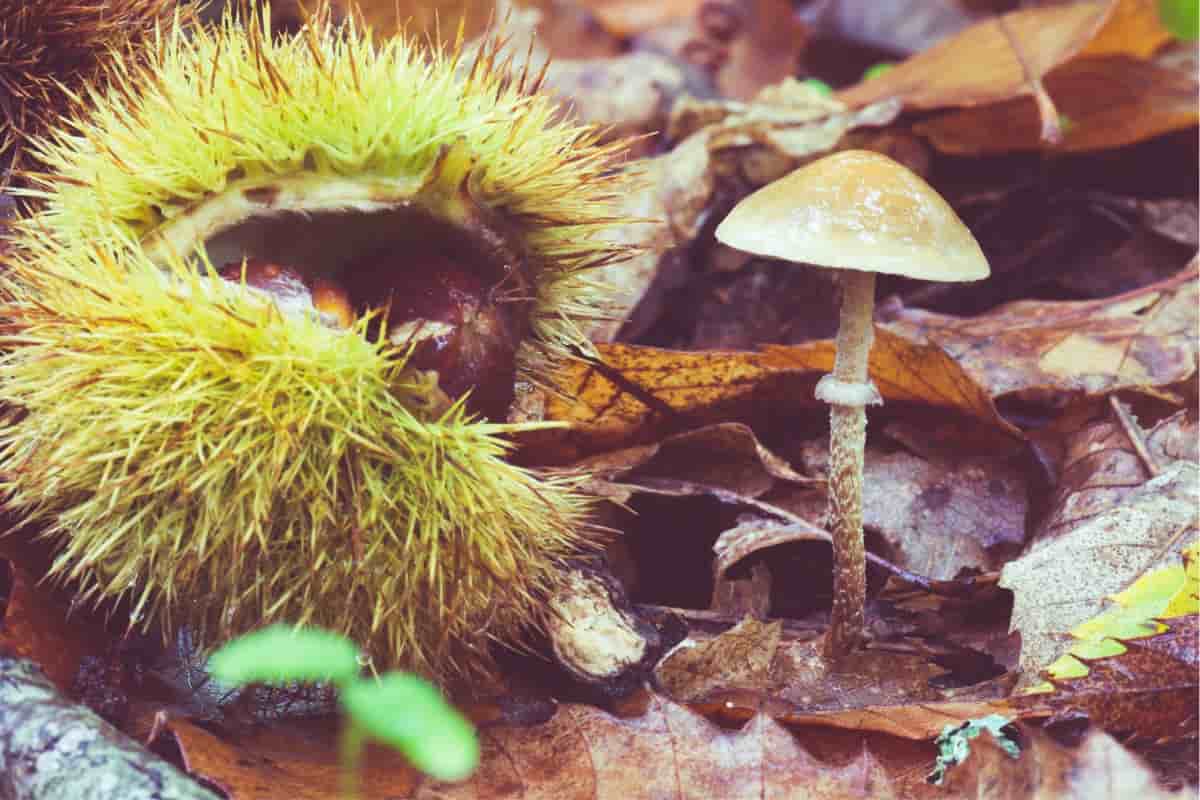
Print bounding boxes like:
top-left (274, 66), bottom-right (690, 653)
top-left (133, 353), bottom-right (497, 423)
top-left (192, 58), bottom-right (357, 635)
top-left (21, 3), bottom-right (633, 356)
top-left (0, 4), bottom-right (635, 679)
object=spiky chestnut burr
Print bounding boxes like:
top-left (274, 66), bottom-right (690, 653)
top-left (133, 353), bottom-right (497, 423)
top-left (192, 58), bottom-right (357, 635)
top-left (0, 5), bottom-right (636, 681)
top-left (0, 0), bottom-right (185, 187)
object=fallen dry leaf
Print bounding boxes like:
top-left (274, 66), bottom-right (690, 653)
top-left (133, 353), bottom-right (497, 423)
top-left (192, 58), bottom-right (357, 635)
top-left (758, 331), bottom-right (1009, 430)
top-left (533, 326), bottom-right (1012, 462)
top-left (273, 0), bottom-right (495, 41)
top-left (710, 517), bottom-right (830, 618)
top-left (938, 726), bottom-right (1194, 800)
top-left (881, 264), bottom-right (1199, 402)
top-left (0, 559), bottom-right (100, 693)
top-left (1078, 0), bottom-right (1175, 59)
top-left (1009, 516), bottom-right (1197, 738)
top-left (532, 344), bottom-right (796, 460)
top-left (777, 427), bottom-right (1029, 580)
top-left (1032, 402), bottom-right (1196, 542)
top-left (168, 695), bottom-right (923, 799)
top-left (1018, 614), bottom-right (1198, 742)
top-left (656, 620), bottom-right (997, 738)
top-left (656, 616), bottom-right (781, 701)
top-left (913, 53), bottom-right (1199, 154)
top-left (835, 0), bottom-right (1113, 111)
top-left (167, 716), bottom-right (420, 800)
top-left (0, 541), bottom-right (116, 694)
top-left (579, 0), bottom-right (699, 37)
top-left (1000, 461), bottom-right (1198, 683)
top-left (123, 681), bottom-right (1200, 800)
top-left (834, 0), bottom-right (1184, 153)
top-left (581, 421), bottom-right (813, 500)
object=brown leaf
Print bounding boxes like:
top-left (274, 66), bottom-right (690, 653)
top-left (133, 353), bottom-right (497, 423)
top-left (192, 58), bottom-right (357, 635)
top-left (657, 617), bottom-right (782, 701)
top-left (463, 698), bottom-right (907, 799)
top-left (583, 422), bottom-right (812, 498)
top-left (0, 549), bottom-right (111, 693)
top-left (534, 327), bottom-right (1011, 461)
top-left (760, 330), bottom-right (1008, 430)
top-left (167, 716), bottom-right (420, 800)
top-left (938, 725), bottom-right (1193, 800)
top-left (1033, 403), bottom-right (1196, 542)
top-left (835, 1), bottom-right (1112, 111)
top-left (778, 698), bottom-right (1024, 742)
top-left (711, 517), bottom-right (831, 617)
top-left (834, 0), bottom-right (1187, 155)
top-left (581, 0), bottom-right (700, 37)
top-left (881, 265), bottom-right (1199, 402)
top-left (534, 345), bottom-right (788, 460)
top-left (659, 630), bottom-right (961, 734)
top-left (285, 0), bottom-right (495, 42)
top-left (779, 425), bottom-right (1030, 580)
top-left (171, 694), bottom-right (915, 799)
top-left (1079, 0), bottom-right (1175, 59)
top-left (1016, 615), bottom-right (1199, 741)
top-left (1051, 728), bottom-right (1195, 799)
top-left (166, 683), bottom-right (1188, 798)
top-left (999, 461), bottom-right (1198, 683)
top-left (913, 54), bottom-right (1199, 155)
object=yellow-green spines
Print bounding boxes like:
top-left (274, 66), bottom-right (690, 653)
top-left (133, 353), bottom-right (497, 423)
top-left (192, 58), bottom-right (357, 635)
top-left (1, 238), bottom-right (593, 678)
top-left (23, 6), bottom-right (632, 354)
top-left (0, 6), bottom-right (632, 679)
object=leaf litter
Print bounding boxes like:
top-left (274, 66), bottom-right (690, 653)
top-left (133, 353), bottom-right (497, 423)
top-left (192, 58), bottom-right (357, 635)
top-left (1, 0), bottom-right (1197, 798)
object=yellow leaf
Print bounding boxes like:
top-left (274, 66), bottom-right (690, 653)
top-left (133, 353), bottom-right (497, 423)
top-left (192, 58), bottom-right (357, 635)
top-left (1034, 541), bottom-right (1199, 687)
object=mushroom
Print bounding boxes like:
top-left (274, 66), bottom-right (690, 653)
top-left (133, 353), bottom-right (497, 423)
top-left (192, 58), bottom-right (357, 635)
top-left (714, 150), bottom-right (990, 658)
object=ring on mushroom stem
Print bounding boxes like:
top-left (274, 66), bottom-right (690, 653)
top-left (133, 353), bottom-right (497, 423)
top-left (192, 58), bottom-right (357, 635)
top-left (715, 149), bottom-right (990, 660)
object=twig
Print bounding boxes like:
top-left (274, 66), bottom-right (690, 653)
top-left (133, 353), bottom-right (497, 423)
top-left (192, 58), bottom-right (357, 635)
top-left (1109, 394), bottom-right (1161, 477)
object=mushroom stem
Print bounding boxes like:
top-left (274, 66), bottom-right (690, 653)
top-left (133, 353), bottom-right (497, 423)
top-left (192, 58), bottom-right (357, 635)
top-left (823, 268), bottom-right (877, 659)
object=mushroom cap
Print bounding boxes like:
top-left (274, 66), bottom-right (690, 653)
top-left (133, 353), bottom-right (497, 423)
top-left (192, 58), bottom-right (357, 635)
top-left (715, 150), bottom-right (990, 282)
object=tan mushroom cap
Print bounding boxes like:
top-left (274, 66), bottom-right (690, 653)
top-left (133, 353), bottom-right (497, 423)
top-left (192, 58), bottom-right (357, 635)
top-left (715, 150), bottom-right (990, 282)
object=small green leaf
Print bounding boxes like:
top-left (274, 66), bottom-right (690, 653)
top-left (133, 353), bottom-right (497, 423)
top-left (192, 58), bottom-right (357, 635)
top-left (1159, 0), bottom-right (1199, 40)
top-left (862, 62), bottom-right (896, 81)
top-left (801, 78), bottom-right (834, 97)
top-left (208, 624), bottom-right (362, 686)
top-left (341, 674), bottom-right (479, 782)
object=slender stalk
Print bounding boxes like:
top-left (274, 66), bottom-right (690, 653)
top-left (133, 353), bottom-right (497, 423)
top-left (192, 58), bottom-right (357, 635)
top-left (339, 720), bottom-right (365, 800)
top-left (823, 269), bottom-right (876, 659)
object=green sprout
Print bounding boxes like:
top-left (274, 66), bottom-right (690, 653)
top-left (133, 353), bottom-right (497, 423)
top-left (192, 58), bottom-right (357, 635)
top-left (1159, 0), bottom-right (1199, 39)
top-left (926, 714), bottom-right (1020, 786)
top-left (210, 625), bottom-right (480, 795)
top-left (801, 77), bottom-right (834, 97)
top-left (861, 62), bottom-right (897, 81)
